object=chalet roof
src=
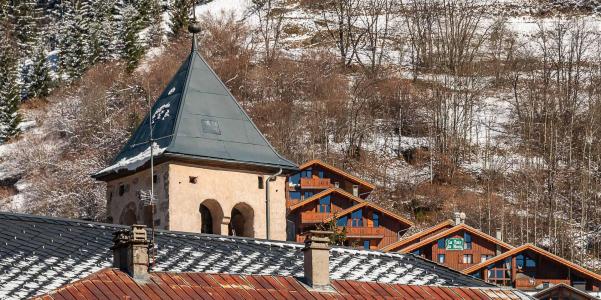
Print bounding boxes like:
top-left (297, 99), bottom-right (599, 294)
top-left (288, 188), bottom-right (363, 211)
top-left (533, 283), bottom-right (599, 300)
top-left (32, 268), bottom-right (534, 300)
top-left (381, 220), bottom-right (455, 252)
top-left (324, 200), bottom-right (414, 227)
top-left (0, 212), bottom-right (494, 300)
top-left (399, 223), bottom-right (515, 253)
top-left (299, 160), bottom-right (375, 191)
top-left (462, 244), bottom-right (601, 282)
top-left (93, 45), bottom-right (297, 180)
top-left (288, 188), bottom-right (414, 226)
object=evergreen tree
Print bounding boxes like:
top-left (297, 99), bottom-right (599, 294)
top-left (29, 42), bottom-right (51, 98)
top-left (146, 0), bottom-right (164, 46)
top-left (120, 4), bottom-right (144, 73)
top-left (58, 0), bottom-right (92, 79)
top-left (169, 0), bottom-right (193, 36)
top-left (10, 0), bottom-right (39, 57)
top-left (0, 32), bottom-right (22, 141)
top-left (89, 0), bottom-right (116, 63)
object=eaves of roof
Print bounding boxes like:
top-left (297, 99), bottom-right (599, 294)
top-left (299, 160), bottom-right (376, 191)
top-left (400, 223), bottom-right (515, 253)
top-left (461, 243), bottom-right (601, 282)
top-left (381, 219), bottom-right (455, 252)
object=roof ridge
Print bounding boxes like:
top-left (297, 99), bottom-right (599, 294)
top-left (167, 50), bottom-right (195, 151)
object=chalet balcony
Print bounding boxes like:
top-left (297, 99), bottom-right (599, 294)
top-left (344, 226), bottom-right (386, 238)
top-left (514, 277), bottom-right (571, 290)
top-left (300, 211), bottom-right (332, 223)
top-left (300, 177), bottom-right (332, 189)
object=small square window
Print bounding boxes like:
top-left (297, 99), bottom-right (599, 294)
top-left (189, 176), bottom-right (198, 184)
top-left (201, 119), bottom-right (221, 135)
top-left (438, 254), bottom-right (445, 263)
top-left (258, 176), bottom-right (264, 189)
top-left (463, 254), bottom-right (473, 264)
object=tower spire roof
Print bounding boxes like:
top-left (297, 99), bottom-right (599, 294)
top-left (94, 40), bottom-right (298, 179)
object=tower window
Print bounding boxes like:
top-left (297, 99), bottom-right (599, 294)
top-left (153, 174), bottom-right (158, 184)
top-left (189, 176), bottom-right (198, 184)
top-left (258, 176), bottom-right (264, 189)
top-left (201, 119), bottom-right (221, 135)
top-left (119, 184), bottom-right (125, 196)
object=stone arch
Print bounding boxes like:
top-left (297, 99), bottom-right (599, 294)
top-left (229, 202), bottom-right (254, 238)
top-left (120, 202), bottom-right (137, 225)
top-left (199, 199), bottom-right (223, 234)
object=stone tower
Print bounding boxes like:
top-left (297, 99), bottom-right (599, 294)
top-left (93, 33), bottom-right (298, 241)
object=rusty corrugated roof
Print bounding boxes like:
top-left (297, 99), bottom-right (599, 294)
top-left (32, 269), bottom-right (533, 300)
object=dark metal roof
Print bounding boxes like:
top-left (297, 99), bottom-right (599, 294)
top-left (0, 212), bottom-right (493, 299)
top-left (32, 269), bottom-right (533, 300)
top-left (93, 47), bottom-right (297, 179)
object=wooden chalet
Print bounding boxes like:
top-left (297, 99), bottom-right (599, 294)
top-left (287, 187), bottom-right (413, 249)
top-left (533, 283), bottom-right (600, 300)
top-left (385, 222), bottom-right (514, 272)
top-left (380, 219), bottom-right (456, 252)
top-left (287, 160), bottom-right (376, 206)
top-left (462, 244), bottom-right (601, 295)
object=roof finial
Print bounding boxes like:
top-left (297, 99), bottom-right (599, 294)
top-left (188, 4), bottom-right (201, 51)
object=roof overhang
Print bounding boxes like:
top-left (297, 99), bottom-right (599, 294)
top-left (399, 223), bottom-right (514, 253)
top-left (93, 152), bottom-right (299, 182)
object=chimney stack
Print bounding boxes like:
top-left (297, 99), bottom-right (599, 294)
top-left (111, 225), bottom-right (150, 281)
top-left (495, 228), bottom-right (503, 255)
top-left (303, 230), bottom-right (332, 289)
top-left (454, 212), bottom-right (466, 225)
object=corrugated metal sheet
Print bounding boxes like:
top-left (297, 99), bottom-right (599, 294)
top-left (32, 269), bottom-right (533, 300)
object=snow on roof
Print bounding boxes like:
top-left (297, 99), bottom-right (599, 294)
top-left (96, 142), bottom-right (166, 175)
top-left (0, 212), bottom-right (491, 299)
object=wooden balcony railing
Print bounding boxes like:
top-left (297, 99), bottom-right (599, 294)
top-left (344, 226), bottom-right (386, 238)
top-left (514, 277), bottom-right (570, 289)
top-left (300, 177), bottom-right (332, 189)
top-left (300, 211), bottom-right (332, 223)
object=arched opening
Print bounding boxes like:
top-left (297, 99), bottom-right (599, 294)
top-left (228, 203), bottom-right (254, 238)
top-left (199, 199), bottom-right (223, 235)
top-left (199, 205), bottom-right (213, 234)
top-left (119, 202), bottom-right (137, 225)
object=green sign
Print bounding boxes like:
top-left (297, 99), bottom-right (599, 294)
top-left (445, 238), bottom-right (464, 250)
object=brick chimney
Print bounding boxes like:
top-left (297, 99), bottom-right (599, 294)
top-left (303, 230), bottom-right (332, 289)
top-left (111, 224), bottom-right (150, 281)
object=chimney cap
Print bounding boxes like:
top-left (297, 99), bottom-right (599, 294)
top-left (304, 231), bottom-right (332, 244)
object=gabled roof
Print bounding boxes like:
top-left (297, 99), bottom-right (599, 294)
top-left (462, 244), bottom-right (601, 282)
top-left (533, 283), bottom-right (599, 300)
top-left (381, 220), bottom-right (455, 252)
top-left (0, 212), bottom-right (493, 299)
top-left (299, 160), bottom-right (375, 191)
top-left (288, 188), bottom-right (414, 226)
top-left (93, 45), bottom-right (297, 180)
top-left (288, 188), bottom-right (362, 211)
top-left (399, 223), bottom-right (514, 253)
top-left (33, 268), bottom-right (534, 300)
top-left (324, 201), bottom-right (414, 227)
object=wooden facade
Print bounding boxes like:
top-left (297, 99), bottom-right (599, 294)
top-left (288, 188), bottom-right (412, 249)
top-left (381, 220), bottom-right (455, 252)
top-left (463, 244), bottom-right (601, 294)
top-left (395, 224), bottom-right (514, 271)
top-left (286, 160), bottom-right (413, 250)
top-left (287, 160), bottom-right (375, 205)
